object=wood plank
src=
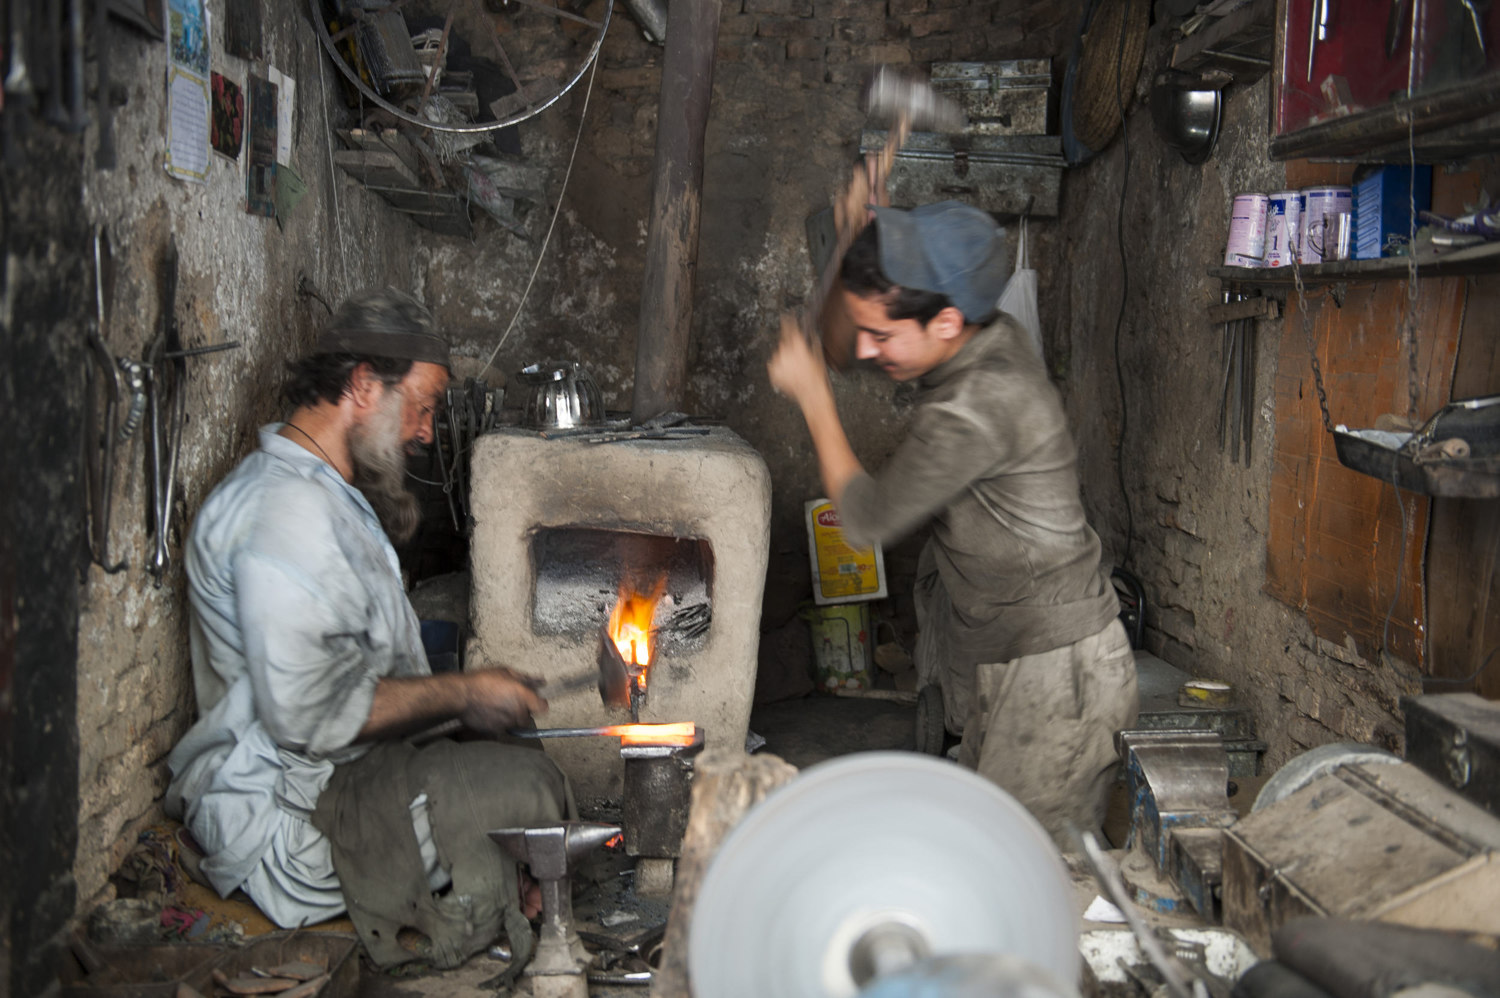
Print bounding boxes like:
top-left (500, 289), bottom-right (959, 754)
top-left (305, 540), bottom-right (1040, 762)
top-left (1263, 167), bottom-right (1475, 671)
top-left (333, 149), bottom-right (420, 190)
top-left (1426, 268), bottom-right (1500, 697)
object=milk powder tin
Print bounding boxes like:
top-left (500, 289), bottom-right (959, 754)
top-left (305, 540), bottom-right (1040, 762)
top-left (1264, 190), bottom-right (1302, 268)
top-left (1224, 193), bottom-right (1270, 267)
top-left (1298, 185), bottom-right (1353, 264)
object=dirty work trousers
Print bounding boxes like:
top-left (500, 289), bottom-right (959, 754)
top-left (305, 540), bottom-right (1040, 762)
top-left (953, 620), bottom-right (1137, 847)
top-left (917, 568), bottom-right (1138, 847)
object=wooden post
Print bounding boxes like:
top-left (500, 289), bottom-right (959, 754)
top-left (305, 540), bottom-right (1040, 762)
top-left (630, 0), bottom-right (720, 424)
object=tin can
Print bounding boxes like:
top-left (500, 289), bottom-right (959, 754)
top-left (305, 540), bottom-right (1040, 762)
top-left (1264, 190), bottom-right (1302, 268)
top-left (1298, 185), bottom-right (1353, 264)
top-left (1224, 193), bottom-right (1270, 266)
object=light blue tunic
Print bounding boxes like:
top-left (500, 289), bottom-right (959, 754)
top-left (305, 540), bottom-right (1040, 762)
top-left (165, 425), bottom-right (431, 926)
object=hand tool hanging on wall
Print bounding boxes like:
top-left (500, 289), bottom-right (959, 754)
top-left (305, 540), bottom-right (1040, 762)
top-left (84, 226), bottom-right (127, 573)
top-left (65, 0), bottom-right (86, 132)
top-left (146, 237), bottom-right (187, 588)
top-left (1217, 291), bottom-right (1255, 467)
top-left (142, 238), bottom-right (242, 587)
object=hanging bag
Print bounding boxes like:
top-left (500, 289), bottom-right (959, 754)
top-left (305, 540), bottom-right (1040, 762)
top-left (997, 215), bottom-right (1043, 360)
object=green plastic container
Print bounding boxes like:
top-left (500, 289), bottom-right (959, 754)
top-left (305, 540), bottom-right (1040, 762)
top-left (803, 602), bottom-right (873, 691)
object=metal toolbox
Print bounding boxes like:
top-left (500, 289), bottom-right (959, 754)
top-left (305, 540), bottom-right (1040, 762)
top-left (860, 130), bottom-right (1065, 218)
top-left (1404, 693), bottom-right (1500, 814)
top-left (930, 60), bottom-right (1053, 137)
top-left (1221, 761), bottom-right (1500, 955)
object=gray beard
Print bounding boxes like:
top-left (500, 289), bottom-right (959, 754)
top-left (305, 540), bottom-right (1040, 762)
top-left (350, 389), bottom-right (421, 546)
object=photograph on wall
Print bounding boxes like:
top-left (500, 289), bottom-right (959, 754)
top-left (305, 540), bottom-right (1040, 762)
top-left (210, 72), bottom-right (244, 159)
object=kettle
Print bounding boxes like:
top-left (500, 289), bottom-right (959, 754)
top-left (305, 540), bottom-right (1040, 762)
top-left (517, 361), bottom-right (605, 430)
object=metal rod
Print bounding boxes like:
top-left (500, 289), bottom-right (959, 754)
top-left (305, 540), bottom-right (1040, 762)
top-left (66, 0), bottom-right (86, 131)
top-left (511, 726), bottom-right (619, 739)
top-left (163, 340), bottom-right (242, 359)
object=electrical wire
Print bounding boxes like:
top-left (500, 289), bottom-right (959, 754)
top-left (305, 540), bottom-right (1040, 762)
top-left (478, 50), bottom-right (600, 381)
top-left (1377, 9), bottom-right (1426, 670)
top-left (1425, 644), bottom-right (1500, 686)
top-left (316, 43), bottom-right (352, 296)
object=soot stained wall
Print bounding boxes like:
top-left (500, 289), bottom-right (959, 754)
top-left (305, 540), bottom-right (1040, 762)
top-left (420, 0), bottom-right (1082, 636)
top-left (1056, 31), bottom-right (1429, 770)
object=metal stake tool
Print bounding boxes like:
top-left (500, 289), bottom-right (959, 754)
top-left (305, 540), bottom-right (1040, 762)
top-left (1242, 313), bottom-right (1255, 464)
top-left (84, 227), bottom-right (127, 573)
top-left (1216, 293), bottom-right (1234, 450)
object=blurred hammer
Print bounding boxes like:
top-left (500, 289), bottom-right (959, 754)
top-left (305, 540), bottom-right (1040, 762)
top-left (804, 66), bottom-right (966, 365)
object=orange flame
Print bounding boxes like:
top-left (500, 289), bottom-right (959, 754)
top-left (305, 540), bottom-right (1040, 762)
top-left (607, 578), bottom-right (666, 681)
top-left (604, 721), bottom-right (698, 747)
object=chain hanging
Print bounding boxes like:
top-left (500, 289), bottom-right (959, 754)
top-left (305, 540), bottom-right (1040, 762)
top-left (1288, 245), bottom-right (1335, 433)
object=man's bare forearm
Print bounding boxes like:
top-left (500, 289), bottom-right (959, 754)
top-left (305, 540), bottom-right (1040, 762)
top-left (357, 668), bottom-right (545, 741)
top-left (798, 385), bottom-right (865, 506)
top-left (358, 673), bottom-right (468, 740)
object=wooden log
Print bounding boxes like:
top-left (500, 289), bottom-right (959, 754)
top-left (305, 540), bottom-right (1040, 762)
top-left (650, 749), bottom-right (798, 998)
top-left (631, 0), bottom-right (721, 423)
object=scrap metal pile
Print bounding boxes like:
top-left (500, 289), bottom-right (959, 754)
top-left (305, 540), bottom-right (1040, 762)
top-left (311, 0), bottom-right (612, 236)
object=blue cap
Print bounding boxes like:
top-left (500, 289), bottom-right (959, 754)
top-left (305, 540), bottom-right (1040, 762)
top-left (871, 201), bottom-right (1009, 323)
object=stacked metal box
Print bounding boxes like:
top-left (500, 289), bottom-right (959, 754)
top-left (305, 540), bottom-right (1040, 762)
top-left (862, 60), bottom-right (1065, 217)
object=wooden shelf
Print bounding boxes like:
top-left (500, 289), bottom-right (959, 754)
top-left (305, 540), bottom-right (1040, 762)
top-left (1171, 0), bottom-right (1275, 84)
top-left (1208, 241), bottom-right (1500, 293)
top-left (1269, 72), bottom-right (1500, 162)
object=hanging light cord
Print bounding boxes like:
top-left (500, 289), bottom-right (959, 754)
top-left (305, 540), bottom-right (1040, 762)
top-left (479, 52), bottom-right (600, 380)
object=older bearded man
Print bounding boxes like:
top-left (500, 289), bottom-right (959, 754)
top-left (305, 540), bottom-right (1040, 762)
top-left (165, 289), bottom-right (566, 972)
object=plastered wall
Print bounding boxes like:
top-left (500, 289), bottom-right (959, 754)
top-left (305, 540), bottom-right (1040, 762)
top-left (72, 0), bottom-right (418, 908)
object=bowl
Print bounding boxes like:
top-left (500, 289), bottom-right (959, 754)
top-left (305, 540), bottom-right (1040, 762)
top-left (1149, 74), bottom-right (1222, 165)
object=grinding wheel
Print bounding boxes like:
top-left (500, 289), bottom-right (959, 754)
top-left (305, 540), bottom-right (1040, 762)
top-left (688, 753), bottom-right (1079, 998)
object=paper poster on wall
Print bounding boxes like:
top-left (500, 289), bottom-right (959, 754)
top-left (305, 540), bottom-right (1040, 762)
top-left (267, 66), bottom-right (295, 167)
top-left (210, 72), bottom-right (244, 159)
top-left (245, 73), bottom-right (279, 217)
top-left (167, 0), bottom-right (210, 75)
top-left (164, 0), bottom-right (211, 183)
top-left (166, 67), bottom-right (211, 182)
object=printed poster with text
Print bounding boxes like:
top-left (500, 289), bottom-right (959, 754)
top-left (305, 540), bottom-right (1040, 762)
top-left (165, 0), bottom-right (212, 182)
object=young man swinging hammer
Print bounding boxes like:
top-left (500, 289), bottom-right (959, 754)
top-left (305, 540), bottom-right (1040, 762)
top-left (768, 183), bottom-right (1137, 846)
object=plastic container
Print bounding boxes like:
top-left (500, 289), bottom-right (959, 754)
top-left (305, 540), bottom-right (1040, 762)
top-left (804, 498), bottom-right (887, 605)
top-left (803, 602), bottom-right (874, 692)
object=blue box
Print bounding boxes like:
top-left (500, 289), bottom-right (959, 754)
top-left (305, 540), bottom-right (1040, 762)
top-left (1354, 166), bottom-right (1432, 260)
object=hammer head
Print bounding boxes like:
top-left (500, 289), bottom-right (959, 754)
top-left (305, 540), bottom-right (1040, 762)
top-left (862, 65), bottom-right (967, 133)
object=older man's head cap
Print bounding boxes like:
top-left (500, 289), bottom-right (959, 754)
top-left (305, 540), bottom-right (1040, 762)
top-left (315, 288), bottom-right (450, 369)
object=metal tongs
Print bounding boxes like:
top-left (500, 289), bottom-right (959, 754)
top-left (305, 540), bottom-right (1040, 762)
top-left (146, 237), bottom-right (187, 588)
top-left (84, 225), bottom-right (128, 573)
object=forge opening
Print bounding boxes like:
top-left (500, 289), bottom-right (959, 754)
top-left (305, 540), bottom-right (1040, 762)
top-left (529, 528), bottom-right (715, 658)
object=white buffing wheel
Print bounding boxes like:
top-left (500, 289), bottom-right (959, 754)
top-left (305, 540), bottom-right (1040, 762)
top-left (688, 752), bottom-right (1079, 998)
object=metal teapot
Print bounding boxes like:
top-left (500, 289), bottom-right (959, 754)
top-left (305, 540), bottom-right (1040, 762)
top-left (517, 361), bottom-right (605, 430)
